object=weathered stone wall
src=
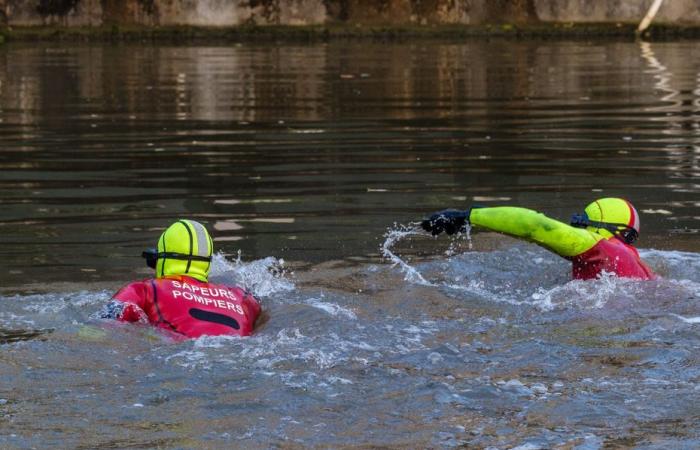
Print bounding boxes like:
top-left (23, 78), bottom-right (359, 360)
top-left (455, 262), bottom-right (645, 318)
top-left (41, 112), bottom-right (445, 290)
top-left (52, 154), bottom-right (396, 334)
top-left (7, 0), bottom-right (102, 26)
top-left (2, 0), bottom-right (700, 28)
top-left (3, 0), bottom-right (330, 26)
top-left (152, 0), bottom-right (326, 27)
top-left (534, 0), bottom-right (700, 25)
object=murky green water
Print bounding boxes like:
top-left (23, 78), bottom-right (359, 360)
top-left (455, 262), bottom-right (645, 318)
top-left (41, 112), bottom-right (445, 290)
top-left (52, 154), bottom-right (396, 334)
top-left (1, 40), bottom-right (699, 448)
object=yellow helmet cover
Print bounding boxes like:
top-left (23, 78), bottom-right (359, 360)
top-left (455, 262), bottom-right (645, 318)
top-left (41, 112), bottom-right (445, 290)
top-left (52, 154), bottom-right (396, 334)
top-left (156, 219), bottom-right (213, 282)
top-left (583, 198), bottom-right (640, 240)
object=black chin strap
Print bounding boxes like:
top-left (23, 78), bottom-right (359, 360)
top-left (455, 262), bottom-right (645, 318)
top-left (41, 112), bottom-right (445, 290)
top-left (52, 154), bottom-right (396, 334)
top-left (570, 214), bottom-right (639, 245)
top-left (153, 252), bottom-right (211, 262)
top-left (141, 248), bottom-right (211, 269)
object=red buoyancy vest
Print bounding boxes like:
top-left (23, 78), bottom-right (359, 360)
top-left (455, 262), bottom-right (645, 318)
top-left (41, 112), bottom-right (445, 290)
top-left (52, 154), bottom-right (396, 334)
top-left (112, 275), bottom-right (261, 339)
top-left (569, 237), bottom-right (655, 280)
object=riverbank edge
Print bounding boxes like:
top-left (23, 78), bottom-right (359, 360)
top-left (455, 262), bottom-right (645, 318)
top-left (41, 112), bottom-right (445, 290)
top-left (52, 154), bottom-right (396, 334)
top-left (3, 22), bottom-right (700, 42)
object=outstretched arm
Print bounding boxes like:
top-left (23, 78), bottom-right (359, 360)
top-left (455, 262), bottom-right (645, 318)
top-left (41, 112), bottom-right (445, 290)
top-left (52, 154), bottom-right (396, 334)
top-left (469, 207), bottom-right (599, 257)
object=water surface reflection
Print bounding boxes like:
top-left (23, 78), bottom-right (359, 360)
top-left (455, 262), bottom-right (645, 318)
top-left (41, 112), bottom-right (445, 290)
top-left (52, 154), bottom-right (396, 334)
top-left (1, 40), bottom-right (700, 286)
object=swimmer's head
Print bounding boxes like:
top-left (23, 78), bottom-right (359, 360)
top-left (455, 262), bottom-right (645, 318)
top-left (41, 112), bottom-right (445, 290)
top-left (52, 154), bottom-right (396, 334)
top-left (142, 219), bottom-right (213, 282)
top-left (570, 198), bottom-right (640, 244)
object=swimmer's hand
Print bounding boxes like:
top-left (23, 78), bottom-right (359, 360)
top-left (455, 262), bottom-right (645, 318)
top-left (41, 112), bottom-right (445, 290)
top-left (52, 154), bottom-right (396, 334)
top-left (421, 209), bottom-right (470, 236)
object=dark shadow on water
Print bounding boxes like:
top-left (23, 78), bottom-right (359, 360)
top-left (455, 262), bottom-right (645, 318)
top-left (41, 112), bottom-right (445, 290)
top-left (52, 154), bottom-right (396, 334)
top-left (0, 327), bottom-right (53, 344)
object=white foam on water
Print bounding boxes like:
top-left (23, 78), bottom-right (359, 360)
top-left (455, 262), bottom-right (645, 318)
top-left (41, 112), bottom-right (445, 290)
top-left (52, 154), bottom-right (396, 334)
top-left (670, 314), bottom-right (700, 324)
top-left (164, 349), bottom-right (213, 370)
top-left (0, 291), bottom-right (111, 330)
top-left (306, 298), bottom-right (357, 319)
top-left (193, 334), bottom-right (239, 348)
top-left (511, 443), bottom-right (544, 450)
top-left (640, 248), bottom-right (700, 281)
top-left (327, 376), bottom-right (353, 385)
top-left (166, 327), bottom-right (373, 391)
top-left (19, 290), bottom-right (111, 314)
top-left (528, 272), bottom-right (641, 311)
top-left (445, 279), bottom-right (528, 306)
top-left (435, 247), bottom-right (700, 311)
top-left (298, 349), bottom-right (342, 369)
top-left (164, 315), bottom-right (438, 377)
top-left (208, 252), bottom-right (295, 297)
top-left (0, 312), bottom-right (36, 327)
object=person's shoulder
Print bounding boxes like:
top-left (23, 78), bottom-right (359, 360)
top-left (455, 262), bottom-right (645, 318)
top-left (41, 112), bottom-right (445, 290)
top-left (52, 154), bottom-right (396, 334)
top-left (600, 236), bottom-right (641, 254)
top-left (112, 278), bottom-right (154, 302)
top-left (176, 276), bottom-right (240, 292)
top-left (203, 279), bottom-right (256, 300)
top-left (204, 279), bottom-right (243, 292)
top-left (116, 278), bottom-right (151, 290)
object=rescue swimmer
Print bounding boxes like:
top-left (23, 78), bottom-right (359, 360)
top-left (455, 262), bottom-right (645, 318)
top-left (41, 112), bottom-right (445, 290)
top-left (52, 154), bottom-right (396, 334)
top-left (421, 197), bottom-right (655, 280)
top-left (101, 219), bottom-right (261, 339)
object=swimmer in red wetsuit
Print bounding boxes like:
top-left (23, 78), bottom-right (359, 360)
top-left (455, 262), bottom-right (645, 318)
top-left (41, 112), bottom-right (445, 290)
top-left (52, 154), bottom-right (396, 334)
top-left (101, 219), bottom-right (261, 339)
top-left (421, 198), bottom-right (655, 280)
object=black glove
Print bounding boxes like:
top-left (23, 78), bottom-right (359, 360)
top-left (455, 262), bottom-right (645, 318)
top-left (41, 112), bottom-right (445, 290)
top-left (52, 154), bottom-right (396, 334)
top-left (421, 209), bottom-right (470, 236)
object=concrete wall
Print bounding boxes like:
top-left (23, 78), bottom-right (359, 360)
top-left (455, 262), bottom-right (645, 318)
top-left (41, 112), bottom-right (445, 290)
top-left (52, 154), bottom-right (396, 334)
top-left (534, 0), bottom-right (700, 25)
top-left (2, 0), bottom-right (699, 27)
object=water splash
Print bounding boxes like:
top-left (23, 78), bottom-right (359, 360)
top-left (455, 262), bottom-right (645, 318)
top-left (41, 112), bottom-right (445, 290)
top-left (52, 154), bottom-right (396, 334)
top-left (446, 225), bottom-right (473, 255)
top-left (670, 313), bottom-right (700, 324)
top-left (444, 279), bottom-right (529, 307)
top-left (20, 290), bottom-right (110, 314)
top-left (640, 248), bottom-right (700, 282)
top-left (380, 223), bottom-right (433, 285)
top-left (305, 297), bottom-right (357, 320)
top-left (399, 244), bottom-right (700, 313)
top-left (208, 252), bottom-right (295, 297)
top-left (529, 271), bottom-right (639, 311)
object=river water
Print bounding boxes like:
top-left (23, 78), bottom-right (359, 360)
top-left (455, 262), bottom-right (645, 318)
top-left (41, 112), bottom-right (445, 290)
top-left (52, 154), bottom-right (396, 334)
top-left (1, 40), bottom-right (699, 448)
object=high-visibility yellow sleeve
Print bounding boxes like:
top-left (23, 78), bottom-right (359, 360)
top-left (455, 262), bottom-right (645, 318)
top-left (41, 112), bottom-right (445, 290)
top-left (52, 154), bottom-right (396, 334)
top-left (469, 206), bottom-right (600, 257)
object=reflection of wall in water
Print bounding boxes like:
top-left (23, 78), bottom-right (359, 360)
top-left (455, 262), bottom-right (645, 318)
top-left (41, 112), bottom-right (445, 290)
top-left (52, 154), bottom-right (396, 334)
top-left (2, 42), bottom-right (699, 126)
top-left (0, 47), bottom-right (42, 127)
top-left (639, 42), bottom-right (700, 186)
top-left (3, 42), bottom-right (700, 202)
top-left (139, 46), bottom-right (328, 122)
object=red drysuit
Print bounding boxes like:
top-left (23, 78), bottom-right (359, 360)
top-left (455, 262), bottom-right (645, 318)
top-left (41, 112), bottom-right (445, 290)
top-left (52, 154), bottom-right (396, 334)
top-left (109, 275), bottom-right (261, 339)
top-left (569, 236), bottom-right (654, 280)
